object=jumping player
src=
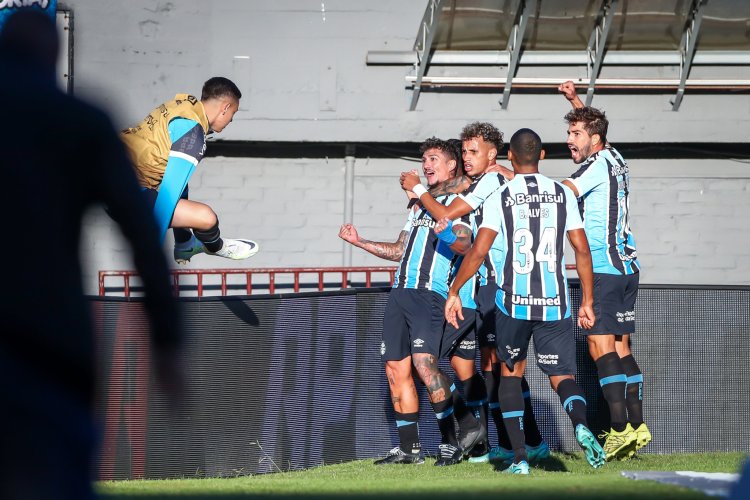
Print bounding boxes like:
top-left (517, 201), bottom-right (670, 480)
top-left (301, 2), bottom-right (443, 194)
top-left (121, 77), bottom-right (258, 263)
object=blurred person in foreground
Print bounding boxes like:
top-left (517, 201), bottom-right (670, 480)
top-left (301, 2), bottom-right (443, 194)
top-left (0, 9), bottom-right (182, 500)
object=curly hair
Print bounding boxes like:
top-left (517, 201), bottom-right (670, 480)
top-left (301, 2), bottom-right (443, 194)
top-left (564, 107), bottom-right (608, 144)
top-left (459, 122), bottom-right (504, 151)
top-left (419, 137), bottom-right (462, 177)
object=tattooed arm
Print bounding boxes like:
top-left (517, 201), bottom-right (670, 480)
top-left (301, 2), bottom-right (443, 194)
top-left (428, 175), bottom-right (471, 197)
top-left (434, 217), bottom-right (473, 255)
top-left (338, 224), bottom-right (408, 262)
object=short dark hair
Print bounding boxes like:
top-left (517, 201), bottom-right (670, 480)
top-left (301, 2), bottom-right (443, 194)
top-left (509, 128), bottom-right (543, 166)
top-left (201, 77), bottom-right (242, 101)
top-left (460, 122), bottom-right (504, 151)
top-left (419, 137), bottom-right (463, 178)
top-left (564, 106), bottom-right (608, 143)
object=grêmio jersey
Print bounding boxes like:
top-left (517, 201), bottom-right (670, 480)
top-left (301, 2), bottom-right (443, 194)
top-left (566, 147), bottom-right (640, 275)
top-left (464, 172), bottom-right (508, 288)
top-left (482, 174), bottom-right (583, 321)
top-left (394, 194), bottom-right (475, 306)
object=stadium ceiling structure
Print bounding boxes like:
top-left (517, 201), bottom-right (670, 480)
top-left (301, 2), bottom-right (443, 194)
top-left (366, 0), bottom-right (750, 110)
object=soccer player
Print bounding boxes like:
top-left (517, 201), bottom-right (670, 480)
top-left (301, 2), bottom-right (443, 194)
top-left (339, 138), bottom-right (482, 465)
top-left (402, 123), bottom-right (549, 464)
top-left (558, 81), bottom-right (650, 460)
top-left (445, 128), bottom-right (606, 474)
top-left (121, 77), bottom-right (258, 263)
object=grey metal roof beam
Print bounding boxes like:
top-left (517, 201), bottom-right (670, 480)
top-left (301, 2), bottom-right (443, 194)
top-left (585, 0), bottom-right (618, 106)
top-left (366, 50), bottom-right (750, 66)
top-left (409, 0), bottom-right (445, 111)
top-left (672, 0), bottom-right (709, 111)
top-left (500, 0), bottom-right (535, 110)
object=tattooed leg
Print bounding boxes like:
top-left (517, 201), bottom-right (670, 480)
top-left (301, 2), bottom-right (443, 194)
top-left (412, 353), bottom-right (452, 403)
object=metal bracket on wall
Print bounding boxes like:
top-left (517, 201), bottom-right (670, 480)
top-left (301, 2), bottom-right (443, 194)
top-left (585, 0), bottom-right (618, 106)
top-left (409, 0), bottom-right (445, 111)
top-left (500, 0), bottom-right (535, 109)
top-left (671, 0), bottom-right (709, 111)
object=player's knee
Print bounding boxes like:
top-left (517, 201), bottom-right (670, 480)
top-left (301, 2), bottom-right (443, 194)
top-left (192, 204), bottom-right (218, 230)
top-left (479, 346), bottom-right (496, 368)
top-left (412, 353), bottom-right (438, 380)
top-left (385, 359), bottom-right (411, 382)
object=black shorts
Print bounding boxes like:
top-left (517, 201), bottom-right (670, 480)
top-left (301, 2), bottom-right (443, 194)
top-left (587, 272), bottom-right (639, 336)
top-left (381, 288), bottom-right (445, 361)
top-left (476, 283), bottom-right (498, 348)
top-left (495, 311), bottom-right (577, 376)
top-left (441, 308), bottom-right (477, 360)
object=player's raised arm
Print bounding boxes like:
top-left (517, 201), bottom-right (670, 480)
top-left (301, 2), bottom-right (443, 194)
top-left (568, 227), bottom-right (595, 329)
top-left (558, 80), bottom-right (585, 109)
top-left (338, 223), bottom-right (408, 262)
top-left (401, 170), bottom-right (473, 221)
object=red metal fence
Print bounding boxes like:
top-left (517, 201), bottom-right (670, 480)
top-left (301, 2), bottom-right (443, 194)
top-left (99, 264), bottom-right (577, 297)
top-left (98, 267), bottom-right (398, 297)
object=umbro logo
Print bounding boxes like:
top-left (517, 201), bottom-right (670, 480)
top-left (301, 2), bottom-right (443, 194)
top-left (413, 338), bottom-right (425, 348)
top-left (528, 182), bottom-right (538, 187)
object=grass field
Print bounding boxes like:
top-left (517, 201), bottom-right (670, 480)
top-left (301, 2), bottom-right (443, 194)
top-left (98, 451), bottom-right (746, 499)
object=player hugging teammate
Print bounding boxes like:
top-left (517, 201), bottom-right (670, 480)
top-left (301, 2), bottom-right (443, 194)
top-left (340, 82), bottom-right (648, 474)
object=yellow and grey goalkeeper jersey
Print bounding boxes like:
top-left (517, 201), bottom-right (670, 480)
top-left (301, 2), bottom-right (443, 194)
top-left (121, 94), bottom-right (209, 189)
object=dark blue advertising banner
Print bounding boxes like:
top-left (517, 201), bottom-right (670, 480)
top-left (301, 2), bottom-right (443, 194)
top-left (91, 285), bottom-right (750, 480)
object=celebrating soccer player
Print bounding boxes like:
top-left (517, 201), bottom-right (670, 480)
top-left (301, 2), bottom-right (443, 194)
top-left (558, 81), bottom-right (651, 461)
top-left (445, 128), bottom-right (606, 474)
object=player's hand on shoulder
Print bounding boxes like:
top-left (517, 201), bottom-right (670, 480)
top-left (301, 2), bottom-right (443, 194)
top-left (487, 163), bottom-right (514, 180)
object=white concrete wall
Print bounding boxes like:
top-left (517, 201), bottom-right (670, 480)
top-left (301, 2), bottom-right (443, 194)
top-left (55, 0), bottom-right (749, 291)
top-left (63, 0), bottom-right (750, 143)
top-left (82, 156), bottom-right (750, 293)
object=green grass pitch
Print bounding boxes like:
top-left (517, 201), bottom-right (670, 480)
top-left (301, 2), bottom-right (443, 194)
top-left (98, 451), bottom-right (746, 499)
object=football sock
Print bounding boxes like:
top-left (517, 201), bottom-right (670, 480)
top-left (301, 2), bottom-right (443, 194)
top-left (464, 373), bottom-right (487, 426)
top-left (485, 364), bottom-right (510, 448)
top-left (394, 411), bottom-right (421, 453)
top-left (173, 228), bottom-right (193, 244)
top-left (595, 352), bottom-right (628, 432)
top-left (620, 354), bottom-right (644, 427)
top-left (521, 376), bottom-right (543, 446)
top-left (498, 375), bottom-right (527, 463)
top-left (194, 222), bottom-right (223, 253)
top-left (451, 382), bottom-right (479, 432)
top-left (556, 378), bottom-right (588, 428)
top-left (431, 396), bottom-right (458, 447)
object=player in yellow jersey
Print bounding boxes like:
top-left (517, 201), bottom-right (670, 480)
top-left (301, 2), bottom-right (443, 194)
top-left (122, 77), bottom-right (258, 263)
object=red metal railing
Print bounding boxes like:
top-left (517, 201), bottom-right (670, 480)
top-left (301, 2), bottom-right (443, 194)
top-left (99, 264), bottom-right (578, 297)
top-left (99, 267), bottom-right (398, 297)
